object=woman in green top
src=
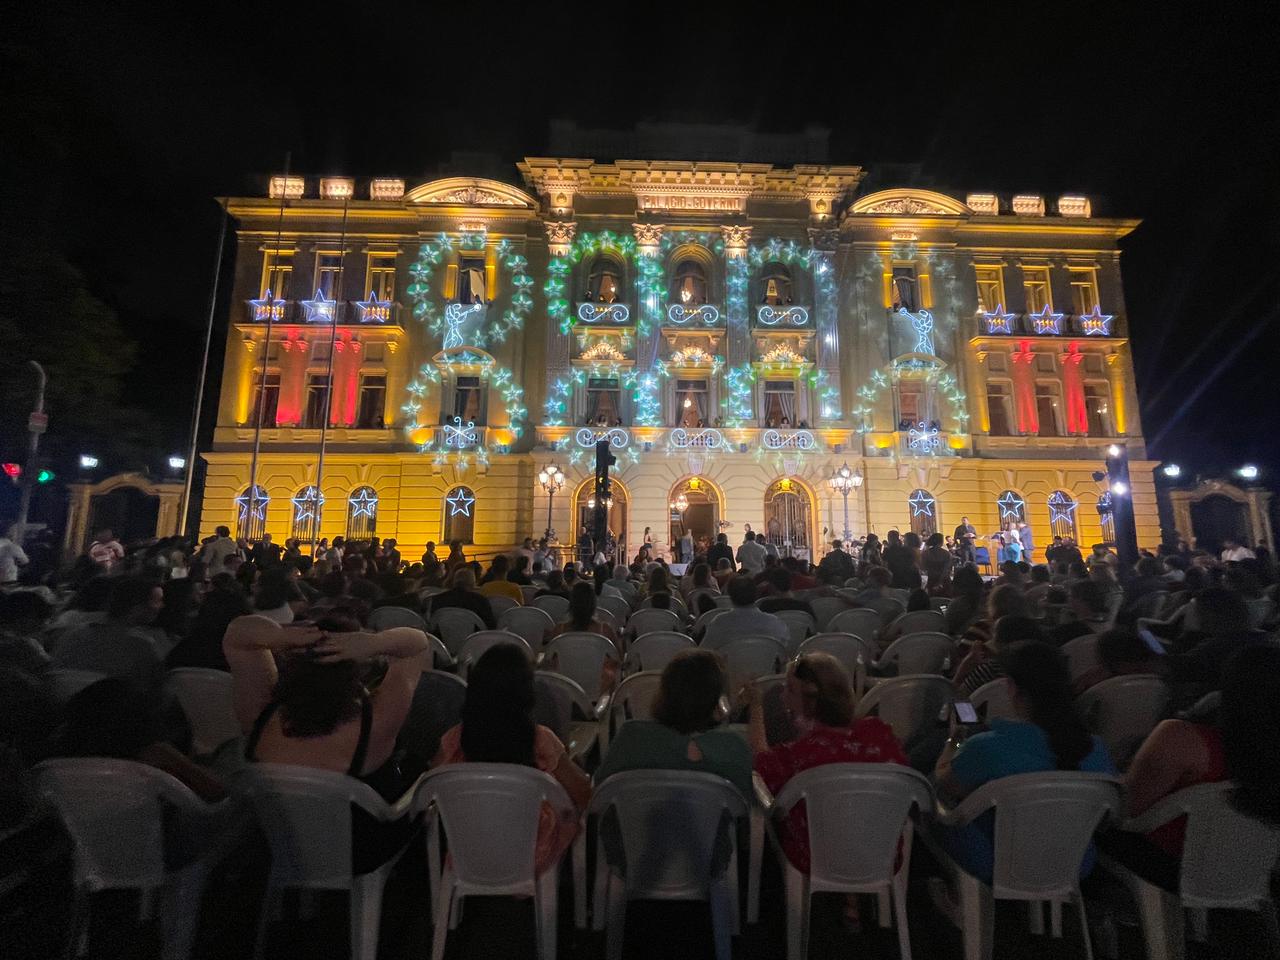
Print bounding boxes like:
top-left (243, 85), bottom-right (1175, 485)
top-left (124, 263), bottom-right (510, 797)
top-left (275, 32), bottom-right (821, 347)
top-left (594, 649), bottom-right (753, 797)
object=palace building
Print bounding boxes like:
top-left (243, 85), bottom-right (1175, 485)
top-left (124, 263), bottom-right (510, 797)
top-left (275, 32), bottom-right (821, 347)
top-left (199, 147), bottom-right (1159, 564)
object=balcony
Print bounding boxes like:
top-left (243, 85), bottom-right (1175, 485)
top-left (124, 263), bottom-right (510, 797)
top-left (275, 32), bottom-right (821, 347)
top-left (760, 428), bottom-right (820, 451)
top-left (434, 419), bottom-right (488, 451)
top-left (754, 305), bottom-right (812, 328)
top-left (244, 296), bottom-right (401, 327)
top-left (664, 303), bottom-right (723, 327)
top-left (575, 302), bottom-right (632, 326)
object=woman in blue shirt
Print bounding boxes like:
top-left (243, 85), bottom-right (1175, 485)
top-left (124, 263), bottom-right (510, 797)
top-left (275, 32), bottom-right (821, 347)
top-left (933, 641), bottom-right (1115, 883)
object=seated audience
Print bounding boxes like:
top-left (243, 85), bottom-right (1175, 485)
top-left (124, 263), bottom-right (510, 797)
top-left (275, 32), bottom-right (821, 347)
top-left (943, 567), bottom-right (986, 637)
top-left (1072, 627), bottom-right (1168, 695)
top-left (51, 578), bottom-right (167, 690)
top-left (757, 567), bottom-right (817, 618)
top-left (479, 555), bottom-right (524, 604)
top-left (701, 576), bottom-right (789, 650)
top-left (953, 615), bottom-right (1044, 696)
top-left (428, 568), bottom-right (497, 629)
top-left (1048, 579), bottom-right (1111, 644)
top-left (166, 582), bottom-right (251, 671)
top-left (535, 569), bottom-right (570, 599)
top-left (547, 581), bottom-right (619, 646)
top-left (0, 592), bottom-right (53, 674)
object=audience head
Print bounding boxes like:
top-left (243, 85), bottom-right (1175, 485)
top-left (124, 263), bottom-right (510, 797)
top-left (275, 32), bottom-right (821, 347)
top-left (906, 588), bottom-right (930, 612)
top-left (999, 642), bottom-right (1092, 770)
top-left (108, 578), bottom-right (164, 625)
top-left (766, 567), bottom-right (792, 595)
top-left (1095, 627), bottom-right (1164, 677)
top-left (652, 650), bottom-right (728, 735)
top-left (745, 530), bottom-right (756, 542)
top-left (1030, 565), bottom-right (1051, 585)
top-left (1220, 642), bottom-right (1280, 824)
top-left (215, 525), bottom-right (230, 539)
top-left (1193, 587), bottom-right (1250, 636)
top-left (992, 615), bottom-right (1044, 649)
top-left (543, 569), bottom-right (565, 593)
top-left (715, 558), bottom-right (732, 573)
top-left (567, 580), bottom-right (598, 629)
top-left (886, 529), bottom-right (901, 546)
top-left (727, 576), bottom-right (757, 608)
top-left (1136, 556), bottom-right (1164, 579)
top-left (926, 532), bottom-right (944, 549)
top-left (716, 533), bottom-right (728, 545)
top-left (1067, 579), bottom-right (1107, 619)
top-left (613, 564), bottom-right (629, 580)
top-left (488, 554), bottom-right (510, 579)
top-left (452, 567), bottom-right (477, 591)
top-left (273, 612), bottom-right (365, 738)
top-left (903, 532), bottom-right (922, 551)
top-left (786, 653), bottom-right (855, 728)
top-left (460, 644), bottom-right (536, 765)
top-left (691, 562), bottom-right (712, 587)
top-left (986, 583), bottom-right (1031, 622)
top-left (952, 566), bottom-right (984, 601)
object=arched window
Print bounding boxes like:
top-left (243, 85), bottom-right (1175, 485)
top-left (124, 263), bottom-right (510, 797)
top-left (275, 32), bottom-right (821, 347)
top-left (671, 258), bottom-right (707, 305)
top-left (1048, 490), bottom-right (1079, 540)
top-left (587, 256), bottom-right (624, 303)
top-left (347, 486), bottom-right (378, 541)
top-left (235, 484), bottom-right (270, 542)
top-left (290, 485), bottom-right (324, 543)
top-left (995, 490), bottom-right (1027, 525)
top-left (759, 263), bottom-right (793, 305)
top-left (443, 486), bottom-right (476, 544)
top-left (908, 488), bottom-right (938, 537)
top-left (891, 266), bottom-right (918, 312)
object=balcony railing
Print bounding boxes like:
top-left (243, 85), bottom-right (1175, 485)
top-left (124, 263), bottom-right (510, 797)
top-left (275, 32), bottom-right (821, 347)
top-left (755, 305), bottom-right (812, 327)
top-left (435, 418), bottom-right (486, 450)
top-left (575, 426), bottom-right (629, 449)
top-left (761, 428), bottom-right (819, 451)
top-left (576, 302), bottom-right (632, 325)
top-left (245, 297), bottom-right (401, 326)
top-left (668, 427), bottom-right (729, 450)
top-left (665, 303), bottom-right (723, 326)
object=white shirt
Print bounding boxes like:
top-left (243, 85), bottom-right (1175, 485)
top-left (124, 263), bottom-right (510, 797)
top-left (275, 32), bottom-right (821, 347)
top-left (735, 539), bottom-right (768, 575)
top-left (1222, 546), bottom-right (1256, 562)
top-left (0, 537), bottom-right (29, 582)
top-left (88, 539), bottom-right (125, 569)
top-left (702, 606), bottom-right (789, 650)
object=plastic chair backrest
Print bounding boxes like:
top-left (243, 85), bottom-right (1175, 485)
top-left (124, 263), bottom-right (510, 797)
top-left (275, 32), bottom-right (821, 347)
top-left (969, 772), bottom-right (1122, 900)
top-left (809, 597), bottom-right (847, 632)
top-left (432, 607), bottom-right (488, 656)
top-left (164, 667), bottom-right (240, 756)
top-left (607, 671), bottom-right (663, 733)
top-left (774, 610), bottom-right (815, 654)
top-left (589, 770), bottom-right (747, 897)
top-left (533, 671), bottom-right (594, 740)
top-left (499, 605), bottom-right (556, 651)
top-left (532, 594), bottom-right (570, 620)
top-left (623, 632), bottom-right (695, 673)
top-left (929, 597), bottom-right (948, 612)
top-left (798, 633), bottom-right (875, 678)
top-left (855, 674), bottom-right (953, 745)
top-left (598, 595), bottom-right (632, 627)
top-left (1166, 783), bottom-right (1280, 908)
top-left (630, 608), bottom-right (681, 638)
top-left (487, 594), bottom-right (519, 619)
top-left (34, 758), bottom-right (200, 889)
top-left (774, 763), bottom-right (933, 891)
top-left (887, 588), bottom-right (911, 605)
top-left (456, 631), bottom-right (531, 677)
top-left (969, 678), bottom-right (1016, 722)
top-left (45, 668), bottom-right (108, 703)
top-left (367, 606), bottom-right (428, 632)
top-left (1061, 633), bottom-right (1101, 680)
top-left (643, 595), bottom-right (689, 619)
top-left (829, 608), bottom-right (882, 642)
top-left (399, 670), bottom-right (467, 762)
top-left (718, 635), bottom-right (787, 690)
top-left (865, 597), bottom-right (907, 626)
top-left (713, 595), bottom-right (734, 609)
top-left (1075, 673), bottom-right (1170, 765)
top-left (520, 585), bottom-right (539, 605)
top-left (691, 608), bottom-right (727, 637)
top-left (421, 763), bottom-right (573, 896)
top-left (545, 632), bottom-right (620, 695)
top-left (888, 609), bottom-right (946, 637)
top-left (877, 632), bottom-right (955, 675)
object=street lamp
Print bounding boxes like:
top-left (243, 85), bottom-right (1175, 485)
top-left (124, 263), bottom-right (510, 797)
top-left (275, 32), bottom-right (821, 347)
top-left (828, 461), bottom-right (859, 545)
top-left (1161, 463), bottom-right (1181, 478)
top-left (168, 455), bottom-right (187, 471)
top-left (1238, 464), bottom-right (1259, 481)
top-left (79, 455), bottom-right (99, 470)
top-left (537, 462), bottom-right (566, 541)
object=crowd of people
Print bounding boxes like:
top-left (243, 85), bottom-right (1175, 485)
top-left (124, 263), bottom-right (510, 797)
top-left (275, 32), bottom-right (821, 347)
top-left (1, 518), bottom-right (1278, 955)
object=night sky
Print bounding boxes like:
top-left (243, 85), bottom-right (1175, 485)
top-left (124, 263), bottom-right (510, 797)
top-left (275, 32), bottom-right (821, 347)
top-left (4, 6), bottom-right (1278, 494)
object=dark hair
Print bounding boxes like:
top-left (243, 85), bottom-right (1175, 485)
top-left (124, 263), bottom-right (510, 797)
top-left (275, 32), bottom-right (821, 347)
top-left (484, 554), bottom-right (510, 583)
top-left (766, 567), bottom-right (791, 594)
top-left (951, 566), bottom-right (984, 602)
top-left (1136, 556), bottom-right (1164, 578)
top-left (107, 578), bottom-right (158, 619)
top-left (649, 590), bottom-right (672, 609)
top-left (273, 613), bottom-right (366, 738)
top-left (1220, 642), bottom-right (1280, 824)
top-left (999, 642), bottom-right (1093, 770)
top-left (567, 580), bottom-right (598, 630)
top-left (906, 588), bottom-right (930, 612)
top-left (987, 583), bottom-right (1031, 621)
top-left (866, 566), bottom-right (893, 588)
top-left (1095, 627), bottom-right (1161, 674)
top-left (652, 650), bottom-right (727, 734)
top-left (254, 568), bottom-right (294, 611)
top-left (727, 575), bottom-right (757, 607)
top-left (593, 564), bottom-right (610, 596)
top-left (1030, 565), bottom-right (1051, 584)
top-left (460, 644), bottom-right (536, 765)
top-left (926, 532), bottom-right (944, 548)
top-left (992, 615), bottom-right (1044, 649)
top-left (696, 592), bottom-right (717, 616)
top-left (691, 562), bottom-right (712, 587)
top-left (1068, 578), bottom-right (1106, 615)
top-left (0, 591), bottom-right (52, 628)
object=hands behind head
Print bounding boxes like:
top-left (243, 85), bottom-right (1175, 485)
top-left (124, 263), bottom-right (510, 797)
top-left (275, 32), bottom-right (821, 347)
top-left (307, 629), bottom-right (381, 664)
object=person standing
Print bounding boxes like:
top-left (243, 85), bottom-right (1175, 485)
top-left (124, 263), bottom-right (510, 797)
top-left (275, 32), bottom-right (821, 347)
top-left (679, 529), bottom-right (695, 564)
top-left (736, 530), bottom-right (768, 576)
top-left (953, 517), bottom-right (977, 565)
top-left (88, 529), bottom-right (126, 574)
top-left (197, 526), bottom-right (238, 577)
top-left (1017, 521), bottom-right (1035, 564)
top-left (0, 529), bottom-right (29, 584)
top-left (707, 532), bottom-right (734, 572)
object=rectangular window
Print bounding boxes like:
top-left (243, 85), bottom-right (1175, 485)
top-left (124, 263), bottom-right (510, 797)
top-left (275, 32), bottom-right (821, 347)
top-left (251, 372), bottom-right (280, 427)
top-left (1022, 265), bottom-right (1053, 313)
top-left (304, 374), bottom-right (331, 428)
top-left (974, 264), bottom-right (1005, 312)
top-left (366, 254), bottom-right (397, 302)
top-left (1084, 382), bottom-right (1112, 436)
top-left (458, 257), bottom-right (486, 303)
top-left (675, 378), bottom-right (709, 427)
top-left (986, 381), bottom-right (1013, 436)
top-left (1069, 267), bottom-right (1100, 314)
top-left (261, 251), bottom-right (292, 298)
top-left (356, 375), bottom-right (387, 429)
top-left (453, 376), bottom-right (483, 423)
top-left (1035, 380), bottom-right (1063, 436)
top-left (762, 380), bottom-right (796, 427)
top-left (587, 377), bottom-right (623, 426)
top-left (897, 382), bottom-right (924, 427)
top-left (315, 254), bottom-right (344, 299)
top-left (891, 265), bottom-right (918, 311)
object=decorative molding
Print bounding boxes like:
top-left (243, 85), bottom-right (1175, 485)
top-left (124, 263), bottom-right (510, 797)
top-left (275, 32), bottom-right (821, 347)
top-left (545, 220), bottom-right (577, 256)
top-left (404, 177), bottom-right (537, 209)
top-left (369, 178), bottom-right (405, 200)
top-left (268, 175), bottom-right (304, 200)
top-left (1011, 194), bottom-right (1047, 217)
top-left (1057, 195), bottom-right (1092, 218)
top-left (319, 177), bottom-right (354, 200)
top-left (721, 224), bottom-right (752, 257)
top-left (806, 227), bottom-right (839, 250)
top-left (966, 193), bottom-right (999, 215)
top-left (632, 222), bottom-right (664, 254)
top-left (849, 188), bottom-right (969, 217)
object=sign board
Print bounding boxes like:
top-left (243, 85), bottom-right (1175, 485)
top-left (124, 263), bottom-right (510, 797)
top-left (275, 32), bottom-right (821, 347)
top-left (28, 411), bottom-right (48, 434)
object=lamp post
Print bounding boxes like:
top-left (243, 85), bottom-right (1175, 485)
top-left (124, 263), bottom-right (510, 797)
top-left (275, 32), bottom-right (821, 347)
top-left (537, 463), bottom-right (565, 542)
top-left (828, 461), bottom-right (859, 546)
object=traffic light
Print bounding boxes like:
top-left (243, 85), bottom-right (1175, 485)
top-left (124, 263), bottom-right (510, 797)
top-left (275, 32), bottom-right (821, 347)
top-left (2, 463), bottom-right (19, 482)
top-left (36, 468), bottom-right (55, 484)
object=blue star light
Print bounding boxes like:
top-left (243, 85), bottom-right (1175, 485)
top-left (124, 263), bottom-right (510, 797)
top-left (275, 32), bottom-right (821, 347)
top-left (1077, 305), bottom-right (1114, 336)
top-left (997, 491), bottom-right (1026, 520)
top-left (355, 290), bottom-right (392, 323)
top-left (1028, 304), bottom-right (1065, 335)
top-left (301, 288), bottom-right (337, 323)
top-left (235, 486), bottom-right (270, 521)
top-left (980, 303), bottom-right (1016, 334)
top-left (446, 488), bottom-right (475, 517)
top-left (1048, 491), bottom-right (1078, 525)
top-left (348, 488), bottom-right (378, 519)
top-left (248, 289), bottom-right (286, 323)
top-left (908, 490), bottom-right (936, 517)
top-left (291, 485), bottom-right (325, 522)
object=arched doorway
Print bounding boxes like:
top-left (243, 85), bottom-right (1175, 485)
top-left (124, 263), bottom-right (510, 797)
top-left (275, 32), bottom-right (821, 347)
top-left (763, 478), bottom-right (814, 561)
top-left (88, 485), bottom-right (160, 547)
top-left (572, 477), bottom-right (629, 566)
top-left (1190, 494), bottom-right (1250, 554)
top-left (669, 476), bottom-right (720, 556)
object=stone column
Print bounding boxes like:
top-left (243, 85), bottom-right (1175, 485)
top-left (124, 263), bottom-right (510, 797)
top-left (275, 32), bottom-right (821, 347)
top-left (276, 334), bottom-right (309, 426)
top-left (632, 222), bottom-right (665, 367)
top-left (972, 351), bottom-right (991, 434)
top-left (544, 220), bottom-right (577, 386)
top-left (1009, 341), bottom-right (1040, 434)
top-left (722, 224), bottom-right (751, 368)
top-left (808, 226), bottom-right (840, 422)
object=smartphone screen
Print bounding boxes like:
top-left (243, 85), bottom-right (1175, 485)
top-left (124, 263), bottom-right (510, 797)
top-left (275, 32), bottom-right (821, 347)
top-left (1138, 627), bottom-right (1167, 656)
top-left (952, 700), bottom-right (979, 725)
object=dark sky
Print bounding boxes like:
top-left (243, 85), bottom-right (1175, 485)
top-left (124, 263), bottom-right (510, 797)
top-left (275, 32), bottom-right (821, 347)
top-left (5, 4), bottom-right (1279, 485)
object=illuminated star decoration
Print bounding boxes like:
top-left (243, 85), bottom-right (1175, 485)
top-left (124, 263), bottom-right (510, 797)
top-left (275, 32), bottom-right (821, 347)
top-left (291, 485), bottom-right (325, 522)
top-left (997, 491), bottom-right (1026, 520)
top-left (443, 302), bottom-right (483, 349)
top-left (980, 303), bottom-right (1016, 334)
top-left (348, 488), bottom-right (378, 519)
top-left (1077, 305), bottom-right (1114, 336)
top-left (1028, 304), bottom-right (1065, 335)
top-left (301, 289), bottom-right (338, 324)
top-left (443, 416), bottom-right (477, 448)
top-left (355, 291), bottom-right (392, 323)
top-left (908, 490), bottom-right (936, 517)
top-left (249, 289), bottom-right (286, 323)
top-left (907, 420), bottom-right (941, 452)
top-left (235, 487), bottom-right (269, 521)
top-left (1048, 491), bottom-right (1078, 525)
top-left (446, 488), bottom-right (475, 517)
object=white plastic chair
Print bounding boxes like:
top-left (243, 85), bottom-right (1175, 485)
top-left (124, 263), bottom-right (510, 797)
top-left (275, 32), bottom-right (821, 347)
top-left (628, 607), bottom-right (681, 639)
top-left (1075, 674), bottom-right (1170, 768)
top-left (1063, 634), bottom-right (1102, 682)
top-left (760, 763), bottom-right (934, 960)
top-left (544, 632), bottom-right (620, 700)
top-left (500, 605), bottom-right (557, 652)
top-left (598, 595), bottom-right (632, 628)
top-left (874, 632), bottom-right (956, 676)
top-left (925, 772), bottom-right (1122, 960)
top-left (886, 609), bottom-right (947, 638)
top-left (714, 595), bottom-right (734, 610)
top-left (809, 596), bottom-right (848, 632)
top-left (888, 588), bottom-right (912, 605)
top-left (486, 594), bottom-right (519, 619)
top-left (691, 607), bottom-right (727, 639)
top-left (431, 607), bottom-right (488, 656)
top-left (774, 610), bottom-right (816, 655)
top-left (236, 764), bottom-right (419, 960)
top-left (829, 608), bottom-right (883, 644)
top-left (45, 668), bottom-right (107, 703)
top-left (520, 585), bottom-right (540, 605)
top-left (456, 630), bottom-right (531, 677)
top-left (34, 758), bottom-right (242, 960)
top-left (598, 670), bottom-right (664, 752)
top-left (855, 675), bottom-right (953, 749)
top-left (533, 671), bottom-right (600, 767)
top-left (797, 633), bottom-right (875, 696)
top-left (367, 605), bottom-right (428, 631)
top-left (420, 764), bottom-right (575, 960)
top-left (970, 678), bottom-right (1017, 722)
top-left (587, 770), bottom-right (748, 960)
top-left (164, 667), bottom-right (241, 757)
top-left (593, 607), bottom-right (622, 633)
top-left (1100, 782), bottom-right (1280, 960)
top-left (641, 595), bottom-right (689, 620)
top-left (719, 636), bottom-right (787, 691)
top-left (533, 594), bottom-right (570, 620)
top-left (400, 670), bottom-right (467, 764)
top-left (622, 632), bottom-right (694, 674)
top-left (865, 597), bottom-right (908, 626)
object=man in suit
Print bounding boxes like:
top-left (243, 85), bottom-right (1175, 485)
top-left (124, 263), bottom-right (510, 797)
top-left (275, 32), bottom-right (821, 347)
top-left (953, 517), bottom-right (977, 564)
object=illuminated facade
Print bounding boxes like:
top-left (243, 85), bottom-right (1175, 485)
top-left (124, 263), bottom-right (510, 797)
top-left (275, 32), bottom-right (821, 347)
top-left (200, 157), bottom-right (1160, 561)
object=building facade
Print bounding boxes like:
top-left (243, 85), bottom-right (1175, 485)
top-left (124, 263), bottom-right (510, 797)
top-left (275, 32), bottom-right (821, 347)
top-left (199, 156), bottom-right (1159, 564)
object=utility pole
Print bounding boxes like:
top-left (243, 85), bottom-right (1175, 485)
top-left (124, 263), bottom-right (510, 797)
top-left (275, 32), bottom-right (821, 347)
top-left (16, 361), bottom-right (47, 544)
